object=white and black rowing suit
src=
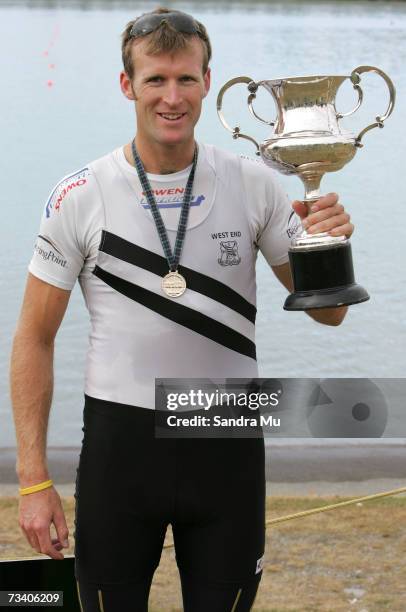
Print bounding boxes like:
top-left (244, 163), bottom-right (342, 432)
top-left (29, 143), bottom-right (298, 611)
top-left (29, 143), bottom-right (296, 410)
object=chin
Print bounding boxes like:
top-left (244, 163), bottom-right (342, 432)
top-left (157, 133), bottom-right (192, 147)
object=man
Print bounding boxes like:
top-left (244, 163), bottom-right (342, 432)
top-left (11, 8), bottom-right (353, 611)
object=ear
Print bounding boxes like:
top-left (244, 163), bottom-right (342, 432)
top-left (202, 67), bottom-right (211, 98)
top-left (120, 71), bottom-right (136, 101)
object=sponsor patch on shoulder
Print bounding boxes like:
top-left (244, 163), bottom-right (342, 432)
top-left (45, 167), bottom-right (89, 218)
top-left (34, 234), bottom-right (68, 268)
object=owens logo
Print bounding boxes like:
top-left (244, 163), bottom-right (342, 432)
top-left (54, 179), bottom-right (86, 211)
top-left (141, 194), bottom-right (205, 210)
top-left (144, 187), bottom-right (185, 196)
top-left (45, 168), bottom-right (89, 218)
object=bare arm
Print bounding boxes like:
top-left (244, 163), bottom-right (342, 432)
top-left (10, 273), bottom-right (71, 559)
top-left (271, 262), bottom-right (348, 326)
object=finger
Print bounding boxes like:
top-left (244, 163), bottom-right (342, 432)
top-left (329, 222), bottom-right (354, 238)
top-left (309, 192), bottom-right (339, 211)
top-left (36, 524), bottom-right (64, 560)
top-left (19, 517), bottom-right (41, 553)
top-left (307, 213), bottom-right (350, 235)
top-left (53, 508), bottom-right (70, 548)
top-left (303, 203), bottom-right (345, 228)
top-left (51, 537), bottom-right (64, 552)
top-left (23, 528), bottom-right (41, 554)
top-left (291, 200), bottom-right (308, 219)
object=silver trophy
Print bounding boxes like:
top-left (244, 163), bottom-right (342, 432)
top-left (217, 66), bottom-right (395, 310)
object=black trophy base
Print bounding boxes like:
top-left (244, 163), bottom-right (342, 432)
top-left (284, 241), bottom-right (370, 311)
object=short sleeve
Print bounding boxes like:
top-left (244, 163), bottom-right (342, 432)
top-left (28, 167), bottom-right (93, 290)
top-left (256, 175), bottom-right (301, 267)
top-left (239, 155), bottom-right (301, 267)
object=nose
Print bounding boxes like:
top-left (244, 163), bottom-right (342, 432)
top-left (162, 80), bottom-right (183, 107)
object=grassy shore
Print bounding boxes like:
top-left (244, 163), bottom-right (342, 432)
top-left (1, 495), bottom-right (406, 611)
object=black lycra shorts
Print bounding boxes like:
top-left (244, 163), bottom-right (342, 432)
top-left (74, 395), bottom-right (265, 611)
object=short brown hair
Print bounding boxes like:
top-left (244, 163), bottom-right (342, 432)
top-left (121, 7), bottom-right (212, 80)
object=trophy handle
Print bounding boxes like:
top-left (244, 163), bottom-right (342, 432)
top-left (350, 65), bottom-right (396, 147)
top-left (217, 76), bottom-right (261, 154)
top-left (336, 78), bottom-right (363, 119)
top-left (247, 81), bottom-right (276, 127)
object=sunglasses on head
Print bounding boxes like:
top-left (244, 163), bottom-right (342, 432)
top-left (130, 11), bottom-right (201, 38)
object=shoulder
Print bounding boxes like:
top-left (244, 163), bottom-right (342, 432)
top-left (238, 153), bottom-right (280, 185)
top-left (88, 149), bottom-right (119, 179)
top-left (45, 166), bottom-right (92, 219)
top-left (204, 144), bottom-right (279, 185)
top-left (44, 149), bottom-right (116, 220)
top-left (202, 143), bottom-right (240, 175)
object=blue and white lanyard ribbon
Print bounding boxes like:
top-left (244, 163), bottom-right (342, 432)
top-left (131, 140), bottom-right (198, 273)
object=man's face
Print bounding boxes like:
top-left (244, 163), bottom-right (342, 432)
top-left (121, 37), bottom-right (211, 148)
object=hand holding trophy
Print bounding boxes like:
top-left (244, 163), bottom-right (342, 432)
top-left (217, 67), bottom-right (396, 310)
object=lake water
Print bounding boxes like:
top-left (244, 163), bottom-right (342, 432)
top-left (1, 0), bottom-right (405, 446)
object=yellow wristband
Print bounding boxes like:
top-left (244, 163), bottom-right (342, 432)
top-left (19, 479), bottom-right (53, 496)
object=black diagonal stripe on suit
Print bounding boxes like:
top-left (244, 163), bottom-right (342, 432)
top-left (93, 265), bottom-right (256, 360)
top-left (98, 230), bottom-right (256, 324)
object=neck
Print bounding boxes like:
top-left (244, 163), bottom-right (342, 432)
top-left (124, 137), bottom-right (196, 174)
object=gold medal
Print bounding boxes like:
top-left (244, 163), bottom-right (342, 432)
top-left (162, 271), bottom-right (187, 298)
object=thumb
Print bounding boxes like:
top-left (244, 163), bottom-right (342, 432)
top-left (53, 506), bottom-right (70, 548)
top-left (292, 200), bottom-right (308, 220)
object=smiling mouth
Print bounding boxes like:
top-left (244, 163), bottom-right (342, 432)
top-left (157, 113), bottom-right (187, 121)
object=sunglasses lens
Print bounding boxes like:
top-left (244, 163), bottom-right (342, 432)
top-left (166, 14), bottom-right (198, 33)
top-left (130, 12), bottom-right (198, 38)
